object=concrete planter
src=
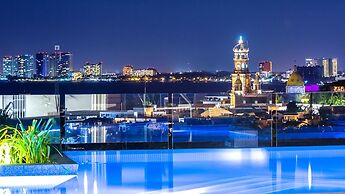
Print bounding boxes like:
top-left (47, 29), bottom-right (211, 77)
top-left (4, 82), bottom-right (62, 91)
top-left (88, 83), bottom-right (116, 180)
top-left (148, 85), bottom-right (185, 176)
top-left (0, 152), bottom-right (78, 188)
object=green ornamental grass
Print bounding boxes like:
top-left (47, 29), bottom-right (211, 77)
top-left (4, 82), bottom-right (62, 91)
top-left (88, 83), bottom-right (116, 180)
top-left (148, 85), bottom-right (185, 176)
top-left (0, 119), bottom-right (53, 165)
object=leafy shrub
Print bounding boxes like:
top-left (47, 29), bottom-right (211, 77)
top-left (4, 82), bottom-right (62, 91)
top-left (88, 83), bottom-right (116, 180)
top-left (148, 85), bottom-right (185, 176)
top-left (0, 119), bottom-right (53, 165)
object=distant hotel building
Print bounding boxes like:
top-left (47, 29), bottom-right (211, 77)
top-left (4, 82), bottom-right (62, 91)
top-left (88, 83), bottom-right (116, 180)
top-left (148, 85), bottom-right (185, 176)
top-left (133, 68), bottom-right (157, 77)
top-left (122, 65), bottom-right (158, 77)
top-left (305, 58), bottom-right (338, 77)
top-left (84, 62), bottom-right (102, 78)
top-left (72, 71), bottom-right (83, 80)
top-left (122, 64), bottom-right (134, 76)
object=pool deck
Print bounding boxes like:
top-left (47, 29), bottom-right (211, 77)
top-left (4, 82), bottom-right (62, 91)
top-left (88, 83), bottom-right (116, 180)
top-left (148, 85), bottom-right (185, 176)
top-left (3, 146), bottom-right (345, 193)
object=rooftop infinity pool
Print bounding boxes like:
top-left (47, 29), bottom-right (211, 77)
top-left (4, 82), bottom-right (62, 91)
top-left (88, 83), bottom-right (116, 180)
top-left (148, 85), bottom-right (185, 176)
top-left (3, 146), bottom-right (345, 193)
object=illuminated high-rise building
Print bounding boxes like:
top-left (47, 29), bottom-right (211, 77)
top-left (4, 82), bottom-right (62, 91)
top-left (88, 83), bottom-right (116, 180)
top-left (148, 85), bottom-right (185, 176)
top-left (322, 58), bottom-right (337, 77)
top-left (2, 56), bottom-right (16, 77)
top-left (84, 62), bottom-right (102, 78)
top-left (48, 45), bottom-right (72, 78)
top-left (15, 54), bottom-right (35, 78)
top-left (230, 36), bottom-right (251, 106)
top-left (36, 52), bottom-right (49, 77)
top-left (49, 52), bottom-right (59, 77)
top-left (58, 52), bottom-right (72, 77)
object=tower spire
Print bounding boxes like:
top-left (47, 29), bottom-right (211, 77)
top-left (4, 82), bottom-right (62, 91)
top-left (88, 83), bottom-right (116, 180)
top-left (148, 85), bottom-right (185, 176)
top-left (239, 36), bottom-right (243, 44)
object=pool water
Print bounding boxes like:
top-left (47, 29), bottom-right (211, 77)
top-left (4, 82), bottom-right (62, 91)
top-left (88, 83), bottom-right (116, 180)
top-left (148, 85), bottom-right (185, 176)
top-left (4, 146), bottom-right (345, 193)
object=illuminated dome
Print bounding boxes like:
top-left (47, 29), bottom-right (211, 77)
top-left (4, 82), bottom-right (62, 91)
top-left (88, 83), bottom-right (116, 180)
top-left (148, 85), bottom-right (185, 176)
top-left (287, 71), bottom-right (304, 86)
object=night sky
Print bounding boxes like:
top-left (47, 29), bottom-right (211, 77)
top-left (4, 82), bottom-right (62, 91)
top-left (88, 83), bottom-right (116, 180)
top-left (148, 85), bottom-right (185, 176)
top-left (0, 0), bottom-right (344, 73)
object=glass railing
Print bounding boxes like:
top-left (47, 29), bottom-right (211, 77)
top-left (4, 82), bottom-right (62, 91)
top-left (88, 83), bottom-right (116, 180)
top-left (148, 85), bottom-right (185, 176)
top-left (0, 94), bottom-right (61, 144)
top-left (63, 93), bottom-right (169, 148)
top-left (171, 93), bottom-right (261, 148)
top-left (274, 92), bottom-right (345, 146)
top-left (1, 91), bottom-right (345, 150)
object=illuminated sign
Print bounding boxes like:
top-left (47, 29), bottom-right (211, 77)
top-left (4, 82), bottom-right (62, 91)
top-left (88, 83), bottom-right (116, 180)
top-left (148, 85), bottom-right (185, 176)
top-left (305, 85), bottom-right (320, 92)
top-left (333, 86), bottom-right (345, 92)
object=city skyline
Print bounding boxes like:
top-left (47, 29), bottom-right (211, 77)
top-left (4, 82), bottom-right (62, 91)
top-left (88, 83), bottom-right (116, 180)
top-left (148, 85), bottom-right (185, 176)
top-left (0, 0), bottom-right (344, 72)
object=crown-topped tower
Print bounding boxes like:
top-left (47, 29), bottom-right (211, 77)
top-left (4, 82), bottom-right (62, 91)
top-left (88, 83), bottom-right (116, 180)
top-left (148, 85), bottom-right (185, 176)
top-left (231, 36), bottom-right (252, 106)
top-left (233, 36), bottom-right (249, 74)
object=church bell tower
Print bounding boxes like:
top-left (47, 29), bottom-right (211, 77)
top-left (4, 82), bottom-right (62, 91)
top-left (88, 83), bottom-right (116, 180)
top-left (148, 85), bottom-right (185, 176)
top-left (230, 36), bottom-right (251, 106)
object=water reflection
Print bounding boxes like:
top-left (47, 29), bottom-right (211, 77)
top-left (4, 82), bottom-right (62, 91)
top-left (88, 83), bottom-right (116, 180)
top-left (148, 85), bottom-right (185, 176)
top-left (65, 122), bottom-right (170, 144)
top-left (57, 150), bottom-right (174, 193)
top-left (64, 122), bottom-right (261, 148)
top-left (83, 171), bottom-right (88, 194)
top-left (308, 162), bottom-right (312, 190)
